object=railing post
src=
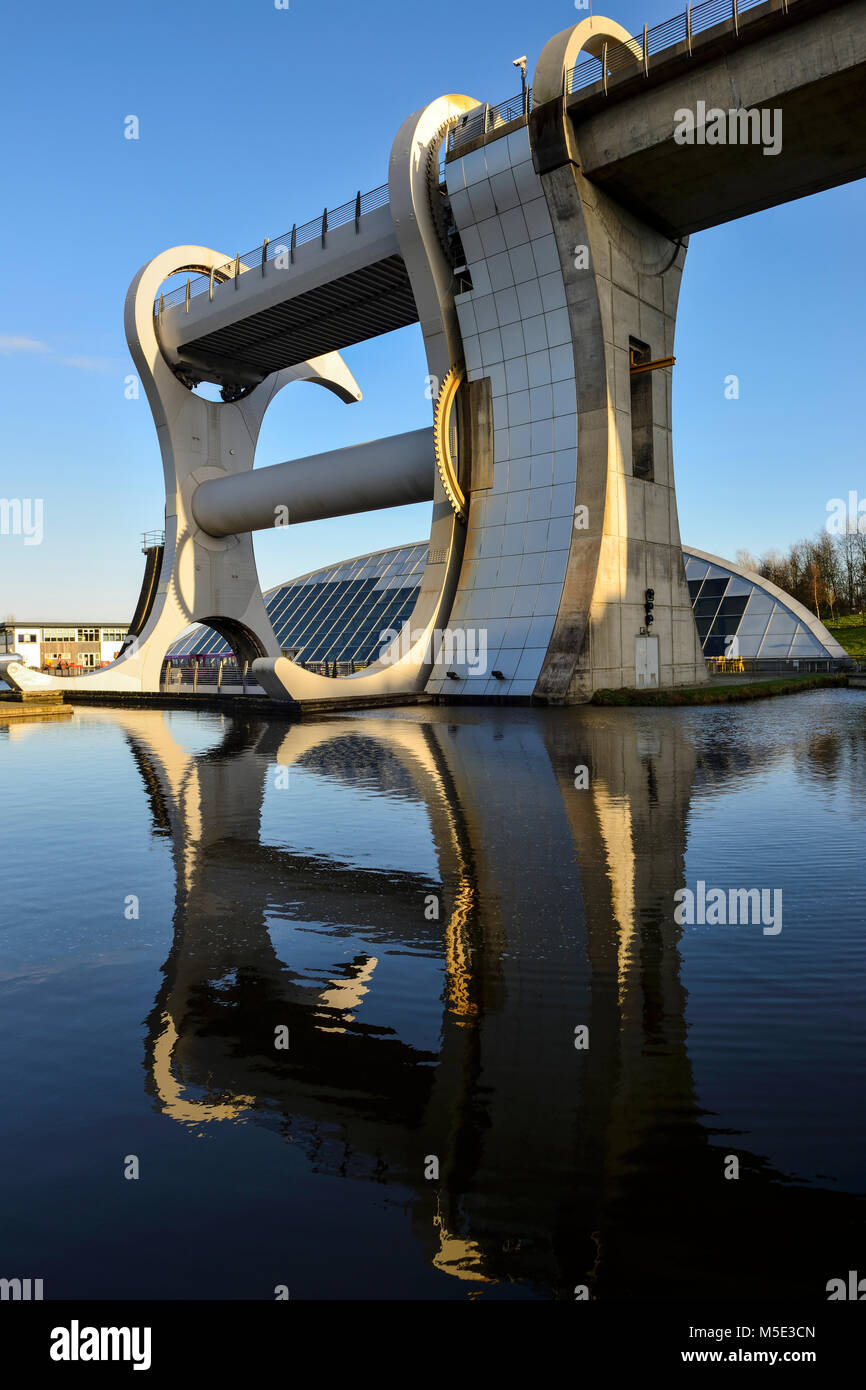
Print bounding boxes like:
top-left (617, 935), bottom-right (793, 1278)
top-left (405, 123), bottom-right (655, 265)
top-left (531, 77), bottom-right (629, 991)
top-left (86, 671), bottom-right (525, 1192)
top-left (208, 267), bottom-right (215, 301)
top-left (234, 252), bottom-right (240, 286)
top-left (643, 23), bottom-right (649, 75)
top-left (184, 276), bottom-right (190, 312)
top-left (733, 0), bottom-right (739, 35)
top-left (158, 292), bottom-right (164, 323)
top-left (686, 2), bottom-right (692, 55)
top-left (321, 207), bottom-right (327, 248)
top-left (354, 190), bottom-right (361, 232)
top-left (193, 662), bottom-right (198, 694)
top-left (602, 42), bottom-right (608, 95)
top-left (261, 236), bottom-right (268, 276)
top-left (290, 223), bottom-right (296, 264)
top-left (242, 660), bottom-right (248, 695)
top-left (217, 658), bottom-right (223, 691)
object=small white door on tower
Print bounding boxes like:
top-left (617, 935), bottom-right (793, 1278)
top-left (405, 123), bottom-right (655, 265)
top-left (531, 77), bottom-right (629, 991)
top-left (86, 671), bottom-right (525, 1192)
top-left (635, 635), bottom-right (659, 688)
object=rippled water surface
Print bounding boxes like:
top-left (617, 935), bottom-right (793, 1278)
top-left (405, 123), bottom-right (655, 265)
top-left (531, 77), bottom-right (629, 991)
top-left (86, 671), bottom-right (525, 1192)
top-left (1, 692), bottom-right (864, 1299)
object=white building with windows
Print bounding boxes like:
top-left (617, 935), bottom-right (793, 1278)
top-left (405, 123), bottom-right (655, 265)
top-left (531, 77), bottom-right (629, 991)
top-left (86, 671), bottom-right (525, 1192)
top-left (0, 622), bottom-right (130, 673)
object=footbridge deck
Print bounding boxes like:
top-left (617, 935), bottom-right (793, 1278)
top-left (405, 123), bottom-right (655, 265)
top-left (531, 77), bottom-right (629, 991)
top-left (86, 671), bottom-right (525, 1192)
top-left (157, 188), bottom-right (417, 389)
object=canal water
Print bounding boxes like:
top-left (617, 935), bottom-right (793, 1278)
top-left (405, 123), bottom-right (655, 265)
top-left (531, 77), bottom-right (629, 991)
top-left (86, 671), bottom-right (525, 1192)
top-left (1, 691), bottom-right (864, 1299)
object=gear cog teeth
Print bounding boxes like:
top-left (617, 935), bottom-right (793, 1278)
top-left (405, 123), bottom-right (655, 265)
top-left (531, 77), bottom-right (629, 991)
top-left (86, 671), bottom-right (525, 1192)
top-left (427, 115), bottom-right (466, 270)
top-left (433, 367), bottom-right (467, 523)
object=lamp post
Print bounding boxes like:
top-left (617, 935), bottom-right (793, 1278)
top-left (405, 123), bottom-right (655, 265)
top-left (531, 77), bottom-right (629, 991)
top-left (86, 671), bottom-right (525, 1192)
top-left (513, 55), bottom-right (528, 116)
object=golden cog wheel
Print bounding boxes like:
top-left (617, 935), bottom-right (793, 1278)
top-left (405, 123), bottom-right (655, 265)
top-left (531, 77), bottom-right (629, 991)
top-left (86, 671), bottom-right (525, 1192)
top-left (433, 366), bottom-right (467, 523)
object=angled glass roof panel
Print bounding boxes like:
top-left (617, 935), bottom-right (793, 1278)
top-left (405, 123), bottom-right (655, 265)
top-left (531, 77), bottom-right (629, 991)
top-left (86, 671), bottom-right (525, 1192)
top-left (789, 628), bottom-right (826, 655)
top-left (737, 612), bottom-right (773, 637)
top-left (759, 632), bottom-right (796, 657)
top-left (764, 608), bottom-right (798, 636)
top-left (717, 595), bottom-right (749, 617)
top-left (694, 596), bottom-right (723, 619)
top-left (725, 577), bottom-right (753, 596)
top-left (757, 608), bottom-right (798, 656)
top-left (744, 589), bottom-right (774, 615)
top-left (699, 578), bottom-right (729, 599)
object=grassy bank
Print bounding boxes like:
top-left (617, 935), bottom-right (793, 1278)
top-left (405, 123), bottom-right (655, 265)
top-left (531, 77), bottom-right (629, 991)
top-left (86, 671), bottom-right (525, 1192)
top-left (825, 614), bottom-right (866, 658)
top-left (592, 672), bottom-right (848, 706)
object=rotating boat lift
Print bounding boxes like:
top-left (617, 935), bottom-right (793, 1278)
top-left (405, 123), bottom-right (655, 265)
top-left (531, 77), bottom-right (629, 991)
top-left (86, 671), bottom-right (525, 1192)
top-left (2, 16), bottom-right (720, 702)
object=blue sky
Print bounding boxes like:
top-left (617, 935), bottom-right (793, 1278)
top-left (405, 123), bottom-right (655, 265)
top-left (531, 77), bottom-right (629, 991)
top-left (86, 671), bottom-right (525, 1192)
top-left (0, 0), bottom-right (862, 619)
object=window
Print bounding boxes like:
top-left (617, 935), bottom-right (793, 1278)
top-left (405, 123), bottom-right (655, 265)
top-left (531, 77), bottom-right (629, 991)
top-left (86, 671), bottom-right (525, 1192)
top-left (17, 633), bottom-right (38, 644)
top-left (699, 578), bottom-right (729, 599)
top-left (77, 628), bottom-right (99, 643)
top-left (629, 338), bottom-right (654, 481)
top-left (100, 630), bottom-right (127, 642)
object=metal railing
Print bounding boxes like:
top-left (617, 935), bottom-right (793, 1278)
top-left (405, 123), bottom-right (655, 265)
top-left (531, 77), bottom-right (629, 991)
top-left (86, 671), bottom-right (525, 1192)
top-left (156, 183), bottom-right (391, 314)
top-left (447, 0), bottom-right (785, 155)
top-left (706, 656), bottom-right (854, 677)
top-left (161, 659), bottom-right (263, 692)
top-left (48, 664), bottom-right (104, 677)
top-left (159, 655), bottom-right (371, 691)
top-left (567, 0), bottom-right (785, 94)
top-left (301, 659), bottom-right (369, 677)
top-left (447, 90), bottom-right (533, 156)
top-left (141, 529), bottom-right (165, 551)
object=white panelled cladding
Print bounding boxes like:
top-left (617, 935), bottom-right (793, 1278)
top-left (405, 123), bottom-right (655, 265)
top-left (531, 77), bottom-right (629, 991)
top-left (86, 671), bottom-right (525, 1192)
top-left (13, 632), bottom-right (41, 669)
top-left (432, 128), bottom-right (577, 697)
